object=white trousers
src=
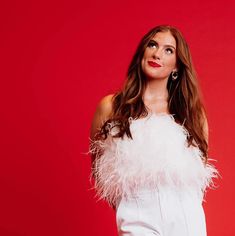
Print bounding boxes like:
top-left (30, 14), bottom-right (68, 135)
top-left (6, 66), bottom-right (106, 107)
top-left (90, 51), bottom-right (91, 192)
top-left (116, 188), bottom-right (207, 236)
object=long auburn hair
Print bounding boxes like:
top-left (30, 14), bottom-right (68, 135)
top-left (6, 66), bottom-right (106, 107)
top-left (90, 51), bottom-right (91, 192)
top-left (98, 25), bottom-right (209, 163)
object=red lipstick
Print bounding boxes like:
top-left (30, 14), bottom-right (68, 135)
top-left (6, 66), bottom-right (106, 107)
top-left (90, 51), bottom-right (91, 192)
top-left (148, 61), bottom-right (162, 68)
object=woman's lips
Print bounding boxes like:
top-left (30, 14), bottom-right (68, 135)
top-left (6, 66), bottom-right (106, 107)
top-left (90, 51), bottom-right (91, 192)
top-left (147, 61), bottom-right (162, 68)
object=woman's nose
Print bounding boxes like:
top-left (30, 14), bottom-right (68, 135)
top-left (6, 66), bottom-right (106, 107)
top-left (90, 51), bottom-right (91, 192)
top-left (153, 48), bottom-right (161, 59)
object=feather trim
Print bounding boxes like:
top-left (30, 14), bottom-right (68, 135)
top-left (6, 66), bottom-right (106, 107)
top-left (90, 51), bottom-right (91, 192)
top-left (89, 113), bottom-right (218, 206)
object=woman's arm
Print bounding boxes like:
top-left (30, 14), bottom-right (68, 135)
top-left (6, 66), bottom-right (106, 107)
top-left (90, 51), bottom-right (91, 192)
top-left (202, 112), bottom-right (209, 145)
top-left (90, 94), bottom-right (114, 166)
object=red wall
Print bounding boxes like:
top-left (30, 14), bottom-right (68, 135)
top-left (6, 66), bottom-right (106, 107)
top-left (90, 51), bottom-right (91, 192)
top-left (0, 0), bottom-right (234, 235)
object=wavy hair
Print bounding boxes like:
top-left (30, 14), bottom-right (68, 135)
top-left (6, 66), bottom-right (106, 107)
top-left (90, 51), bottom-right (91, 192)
top-left (98, 25), bottom-right (209, 163)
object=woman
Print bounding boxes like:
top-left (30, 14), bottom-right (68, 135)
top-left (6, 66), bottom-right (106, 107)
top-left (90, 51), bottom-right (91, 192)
top-left (89, 25), bottom-right (218, 236)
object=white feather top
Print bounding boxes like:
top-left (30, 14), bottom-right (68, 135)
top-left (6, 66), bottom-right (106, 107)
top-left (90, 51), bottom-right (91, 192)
top-left (90, 113), bottom-right (218, 206)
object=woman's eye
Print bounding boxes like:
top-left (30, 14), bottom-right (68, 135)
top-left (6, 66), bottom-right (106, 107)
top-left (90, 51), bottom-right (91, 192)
top-left (148, 42), bottom-right (157, 48)
top-left (166, 48), bottom-right (173, 54)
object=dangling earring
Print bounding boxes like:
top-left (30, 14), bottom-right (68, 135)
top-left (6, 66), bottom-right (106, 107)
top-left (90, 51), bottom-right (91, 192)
top-left (171, 70), bottom-right (178, 80)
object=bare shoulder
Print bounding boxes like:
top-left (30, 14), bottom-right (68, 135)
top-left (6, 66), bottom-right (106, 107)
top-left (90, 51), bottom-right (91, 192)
top-left (90, 94), bottom-right (115, 139)
top-left (96, 94), bottom-right (114, 116)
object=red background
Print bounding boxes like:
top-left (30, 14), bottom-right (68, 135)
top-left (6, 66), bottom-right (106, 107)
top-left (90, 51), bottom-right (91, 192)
top-left (0, 0), bottom-right (234, 235)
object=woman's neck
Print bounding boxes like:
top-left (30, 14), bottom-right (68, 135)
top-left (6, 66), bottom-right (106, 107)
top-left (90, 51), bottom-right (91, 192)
top-left (143, 78), bottom-right (169, 101)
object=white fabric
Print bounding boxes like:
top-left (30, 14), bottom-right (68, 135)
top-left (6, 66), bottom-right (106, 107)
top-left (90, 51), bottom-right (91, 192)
top-left (90, 113), bottom-right (217, 236)
top-left (116, 187), bottom-right (207, 236)
top-left (90, 113), bottom-right (217, 207)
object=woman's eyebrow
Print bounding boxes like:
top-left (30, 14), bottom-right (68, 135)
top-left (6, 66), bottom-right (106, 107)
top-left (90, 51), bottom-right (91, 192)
top-left (150, 39), bottom-right (176, 50)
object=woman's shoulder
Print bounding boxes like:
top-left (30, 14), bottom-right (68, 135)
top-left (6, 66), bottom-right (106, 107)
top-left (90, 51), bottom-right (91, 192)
top-left (99, 94), bottom-right (114, 109)
top-left (96, 94), bottom-right (115, 117)
top-left (90, 94), bottom-right (115, 139)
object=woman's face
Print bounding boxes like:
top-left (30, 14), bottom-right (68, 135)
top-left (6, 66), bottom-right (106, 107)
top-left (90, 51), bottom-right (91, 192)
top-left (141, 31), bottom-right (177, 80)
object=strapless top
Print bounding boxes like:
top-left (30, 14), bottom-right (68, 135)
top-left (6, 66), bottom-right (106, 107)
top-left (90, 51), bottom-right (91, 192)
top-left (89, 113), bottom-right (218, 206)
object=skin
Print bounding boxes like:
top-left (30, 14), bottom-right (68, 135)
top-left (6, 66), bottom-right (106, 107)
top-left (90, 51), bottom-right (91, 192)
top-left (141, 31), bottom-right (177, 82)
top-left (141, 31), bottom-right (178, 114)
top-left (90, 94), bottom-right (113, 140)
